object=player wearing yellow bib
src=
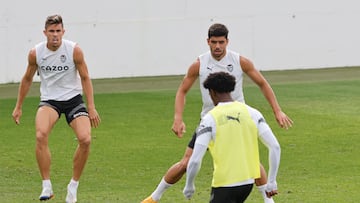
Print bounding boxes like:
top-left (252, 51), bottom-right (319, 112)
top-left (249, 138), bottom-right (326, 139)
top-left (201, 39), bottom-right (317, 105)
top-left (208, 102), bottom-right (260, 187)
top-left (183, 72), bottom-right (281, 202)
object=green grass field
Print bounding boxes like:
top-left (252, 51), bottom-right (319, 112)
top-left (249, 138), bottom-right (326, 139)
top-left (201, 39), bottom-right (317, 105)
top-left (0, 67), bottom-right (359, 202)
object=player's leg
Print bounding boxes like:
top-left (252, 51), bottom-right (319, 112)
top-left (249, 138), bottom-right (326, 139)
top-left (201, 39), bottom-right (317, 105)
top-left (66, 115), bottom-right (91, 203)
top-left (255, 163), bottom-right (267, 186)
top-left (142, 147), bottom-right (193, 203)
top-left (69, 116), bottom-right (91, 180)
top-left (255, 164), bottom-right (275, 203)
top-left (142, 132), bottom-right (197, 203)
top-left (164, 146), bottom-right (192, 183)
top-left (35, 105), bottom-right (59, 200)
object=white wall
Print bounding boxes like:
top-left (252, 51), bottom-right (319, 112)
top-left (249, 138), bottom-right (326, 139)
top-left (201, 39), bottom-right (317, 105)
top-left (1, 0), bottom-right (360, 84)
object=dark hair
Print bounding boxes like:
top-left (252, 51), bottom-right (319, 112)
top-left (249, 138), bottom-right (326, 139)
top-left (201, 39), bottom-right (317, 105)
top-left (203, 72), bottom-right (235, 93)
top-left (45, 14), bottom-right (63, 29)
top-left (208, 23), bottom-right (229, 39)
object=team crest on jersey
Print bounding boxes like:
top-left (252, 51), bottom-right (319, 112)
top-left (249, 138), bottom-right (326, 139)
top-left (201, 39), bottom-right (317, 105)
top-left (60, 55), bottom-right (66, 63)
top-left (227, 64), bottom-right (233, 72)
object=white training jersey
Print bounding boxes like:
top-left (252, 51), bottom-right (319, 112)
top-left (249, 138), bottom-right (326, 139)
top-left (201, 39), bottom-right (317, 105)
top-left (35, 39), bottom-right (82, 101)
top-left (198, 50), bottom-right (244, 118)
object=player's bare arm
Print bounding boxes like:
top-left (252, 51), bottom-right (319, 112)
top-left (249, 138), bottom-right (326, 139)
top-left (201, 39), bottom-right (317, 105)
top-left (240, 56), bottom-right (293, 129)
top-left (12, 48), bottom-right (38, 125)
top-left (172, 60), bottom-right (200, 138)
top-left (73, 45), bottom-right (101, 128)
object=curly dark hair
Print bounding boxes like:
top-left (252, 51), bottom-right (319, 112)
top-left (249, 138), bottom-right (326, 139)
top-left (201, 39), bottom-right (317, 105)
top-left (203, 72), bottom-right (235, 93)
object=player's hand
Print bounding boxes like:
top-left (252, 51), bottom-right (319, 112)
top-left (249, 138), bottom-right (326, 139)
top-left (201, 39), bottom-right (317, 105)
top-left (266, 189), bottom-right (278, 198)
top-left (266, 181), bottom-right (278, 197)
top-left (88, 108), bottom-right (101, 128)
top-left (183, 183), bottom-right (195, 199)
top-left (172, 119), bottom-right (186, 138)
top-left (12, 108), bottom-right (22, 125)
top-left (275, 111), bottom-right (293, 130)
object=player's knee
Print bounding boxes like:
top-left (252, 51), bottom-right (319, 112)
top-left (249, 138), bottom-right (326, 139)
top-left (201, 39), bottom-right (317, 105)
top-left (35, 130), bottom-right (49, 145)
top-left (77, 133), bottom-right (91, 147)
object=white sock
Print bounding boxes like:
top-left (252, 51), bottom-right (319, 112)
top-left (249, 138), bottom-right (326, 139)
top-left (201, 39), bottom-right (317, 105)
top-left (42, 179), bottom-right (52, 189)
top-left (68, 178), bottom-right (79, 190)
top-left (257, 184), bottom-right (275, 203)
top-left (151, 177), bottom-right (173, 201)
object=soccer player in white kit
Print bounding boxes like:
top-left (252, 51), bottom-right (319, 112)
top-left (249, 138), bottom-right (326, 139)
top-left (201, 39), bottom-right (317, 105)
top-left (12, 15), bottom-right (101, 203)
top-left (142, 23), bottom-right (292, 203)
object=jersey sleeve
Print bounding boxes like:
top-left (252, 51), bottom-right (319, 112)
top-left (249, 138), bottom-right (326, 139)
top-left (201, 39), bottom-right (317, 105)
top-left (246, 104), bottom-right (281, 185)
top-left (184, 113), bottom-right (215, 196)
top-left (195, 113), bottom-right (216, 147)
top-left (247, 105), bottom-right (272, 135)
